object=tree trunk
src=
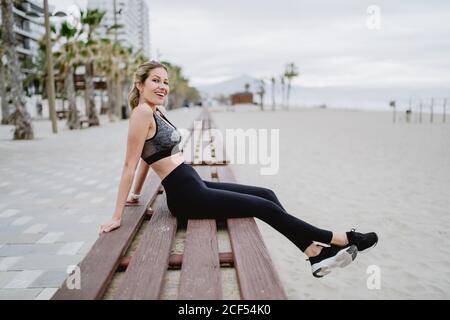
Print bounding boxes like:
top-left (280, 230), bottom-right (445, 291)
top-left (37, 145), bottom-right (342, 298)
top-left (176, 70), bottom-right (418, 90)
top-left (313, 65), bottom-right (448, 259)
top-left (286, 81), bottom-right (291, 110)
top-left (271, 82), bottom-right (275, 111)
top-left (115, 75), bottom-right (122, 119)
top-left (65, 66), bottom-right (80, 129)
top-left (121, 79), bottom-right (129, 119)
top-left (0, 61), bottom-right (10, 124)
top-left (85, 62), bottom-right (99, 126)
top-left (107, 78), bottom-right (117, 122)
top-left (1, 0), bottom-right (34, 139)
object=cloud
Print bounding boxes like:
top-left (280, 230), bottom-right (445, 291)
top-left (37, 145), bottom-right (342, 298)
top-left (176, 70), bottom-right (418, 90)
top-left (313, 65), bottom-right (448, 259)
top-left (52, 0), bottom-right (450, 89)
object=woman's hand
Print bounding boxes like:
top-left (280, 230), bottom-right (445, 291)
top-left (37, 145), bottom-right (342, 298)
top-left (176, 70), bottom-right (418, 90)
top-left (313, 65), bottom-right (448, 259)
top-left (125, 195), bottom-right (139, 205)
top-left (99, 218), bottom-right (121, 234)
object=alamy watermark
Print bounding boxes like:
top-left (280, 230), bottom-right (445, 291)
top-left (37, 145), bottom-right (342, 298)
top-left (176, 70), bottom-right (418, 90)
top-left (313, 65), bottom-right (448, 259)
top-left (66, 265), bottom-right (81, 290)
top-left (366, 5), bottom-right (381, 30)
top-left (179, 120), bottom-right (280, 175)
top-left (366, 265), bottom-right (381, 290)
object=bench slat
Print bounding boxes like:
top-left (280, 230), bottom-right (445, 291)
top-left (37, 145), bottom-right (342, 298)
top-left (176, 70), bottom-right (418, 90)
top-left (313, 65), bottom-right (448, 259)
top-left (178, 166), bottom-right (222, 299)
top-left (52, 170), bottom-right (161, 300)
top-left (209, 128), bottom-right (229, 165)
top-left (114, 193), bottom-right (177, 299)
top-left (217, 165), bottom-right (287, 300)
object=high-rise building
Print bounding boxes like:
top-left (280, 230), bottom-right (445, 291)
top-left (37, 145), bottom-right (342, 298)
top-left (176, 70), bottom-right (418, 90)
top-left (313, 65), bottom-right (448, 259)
top-left (0, 0), bottom-right (46, 70)
top-left (87, 0), bottom-right (151, 58)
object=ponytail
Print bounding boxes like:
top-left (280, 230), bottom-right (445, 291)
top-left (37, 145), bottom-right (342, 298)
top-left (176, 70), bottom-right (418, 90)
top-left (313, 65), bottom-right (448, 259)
top-left (128, 85), bottom-right (140, 110)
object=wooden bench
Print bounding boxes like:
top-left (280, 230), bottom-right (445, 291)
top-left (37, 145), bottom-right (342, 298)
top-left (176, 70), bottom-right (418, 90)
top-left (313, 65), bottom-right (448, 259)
top-left (56, 110), bottom-right (68, 120)
top-left (79, 116), bottom-right (89, 129)
top-left (52, 107), bottom-right (286, 300)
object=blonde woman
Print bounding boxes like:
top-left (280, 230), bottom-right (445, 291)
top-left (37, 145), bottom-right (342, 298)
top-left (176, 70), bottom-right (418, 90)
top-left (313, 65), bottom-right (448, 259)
top-left (99, 61), bottom-right (378, 278)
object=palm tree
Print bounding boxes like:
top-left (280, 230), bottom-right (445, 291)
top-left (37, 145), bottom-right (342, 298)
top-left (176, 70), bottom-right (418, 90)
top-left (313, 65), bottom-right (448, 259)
top-left (244, 83), bottom-right (250, 93)
top-left (0, 27), bottom-right (10, 124)
top-left (120, 49), bottom-right (147, 117)
top-left (80, 9), bottom-right (105, 126)
top-left (54, 21), bottom-right (82, 129)
top-left (280, 74), bottom-right (286, 109)
top-left (96, 37), bottom-right (125, 121)
top-left (284, 62), bottom-right (299, 110)
top-left (96, 38), bottom-right (113, 119)
top-left (256, 79), bottom-right (266, 111)
top-left (1, 0), bottom-right (34, 139)
top-left (163, 61), bottom-right (189, 110)
top-left (270, 76), bottom-right (276, 111)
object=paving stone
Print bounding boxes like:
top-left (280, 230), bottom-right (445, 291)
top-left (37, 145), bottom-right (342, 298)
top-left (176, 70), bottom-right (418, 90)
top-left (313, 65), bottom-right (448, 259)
top-left (12, 254), bottom-right (83, 270)
top-left (35, 287), bottom-right (58, 300)
top-left (0, 243), bottom-right (63, 257)
top-left (4, 270), bottom-right (44, 288)
top-left (30, 270), bottom-right (67, 288)
top-left (0, 257), bottom-right (23, 271)
top-left (0, 288), bottom-right (43, 300)
top-left (0, 233), bottom-right (42, 245)
top-left (0, 271), bottom-right (22, 288)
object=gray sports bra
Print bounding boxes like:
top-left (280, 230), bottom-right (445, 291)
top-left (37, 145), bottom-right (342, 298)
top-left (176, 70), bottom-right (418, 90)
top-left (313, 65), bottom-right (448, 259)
top-left (141, 107), bottom-right (182, 165)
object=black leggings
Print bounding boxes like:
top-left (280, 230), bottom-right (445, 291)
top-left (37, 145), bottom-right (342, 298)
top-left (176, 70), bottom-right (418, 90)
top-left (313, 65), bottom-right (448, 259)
top-left (161, 162), bottom-right (333, 252)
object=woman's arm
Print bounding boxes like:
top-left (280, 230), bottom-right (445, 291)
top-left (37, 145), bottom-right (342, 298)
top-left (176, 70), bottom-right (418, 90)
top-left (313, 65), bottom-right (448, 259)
top-left (100, 105), bottom-right (153, 233)
top-left (128, 158), bottom-right (150, 200)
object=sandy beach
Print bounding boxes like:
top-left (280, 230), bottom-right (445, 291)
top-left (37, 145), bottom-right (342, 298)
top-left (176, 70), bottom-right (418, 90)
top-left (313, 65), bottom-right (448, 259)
top-left (209, 105), bottom-right (450, 299)
top-left (1, 105), bottom-right (449, 299)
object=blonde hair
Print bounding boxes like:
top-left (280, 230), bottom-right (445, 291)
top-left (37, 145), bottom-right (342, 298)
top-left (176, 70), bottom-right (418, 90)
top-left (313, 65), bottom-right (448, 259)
top-left (128, 60), bottom-right (168, 110)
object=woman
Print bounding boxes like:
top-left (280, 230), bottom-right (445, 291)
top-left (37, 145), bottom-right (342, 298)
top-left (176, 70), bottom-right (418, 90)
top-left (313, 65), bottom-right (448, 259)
top-left (99, 61), bottom-right (378, 278)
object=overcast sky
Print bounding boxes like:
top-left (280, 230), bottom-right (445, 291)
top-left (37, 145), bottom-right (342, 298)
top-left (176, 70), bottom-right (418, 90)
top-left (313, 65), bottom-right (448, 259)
top-left (50, 0), bottom-right (450, 88)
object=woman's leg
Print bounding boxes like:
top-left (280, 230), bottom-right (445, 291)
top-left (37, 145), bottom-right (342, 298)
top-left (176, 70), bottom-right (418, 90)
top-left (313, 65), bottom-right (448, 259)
top-left (202, 180), bottom-right (286, 210)
top-left (201, 180), bottom-right (349, 249)
top-left (179, 185), bottom-right (333, 252)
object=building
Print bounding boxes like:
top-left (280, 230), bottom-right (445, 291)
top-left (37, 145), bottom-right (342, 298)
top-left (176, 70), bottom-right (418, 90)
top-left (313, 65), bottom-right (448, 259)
top-left (0, 0), bottom-right (46, 72)
top-left (87, 0), bottom-right (151, 58)
top-left (230, 92), bottom-right (254, 105)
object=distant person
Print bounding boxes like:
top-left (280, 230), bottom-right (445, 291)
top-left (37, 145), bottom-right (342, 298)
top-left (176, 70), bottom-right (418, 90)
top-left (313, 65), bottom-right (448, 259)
top-left (36, 101), bottom-right (43, 119)
top-left (99, 61), bottom-right (378, 278)
top-left (406, 109), bottom-right (412, 123)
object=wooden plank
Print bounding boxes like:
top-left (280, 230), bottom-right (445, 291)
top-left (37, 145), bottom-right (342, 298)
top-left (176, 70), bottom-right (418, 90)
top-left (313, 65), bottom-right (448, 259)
top-left (217, 165), bottom-right (287, 300)
top-left (113, 193), bottom-right (177, 300)
top-left (177, 166), bottom-right (222, 299)
top-left (209, 127), bottom-right (229, 165)
top-left (201, 129), bottom-right (214, 165)
top-left (178, 219), bottom-right (222, 299)
top-left (52, 170), bottom-right (161, 300)
top-left (181, 134), bottom-right (194, 165)
top-left (118, 252), bottom-right (234, 271)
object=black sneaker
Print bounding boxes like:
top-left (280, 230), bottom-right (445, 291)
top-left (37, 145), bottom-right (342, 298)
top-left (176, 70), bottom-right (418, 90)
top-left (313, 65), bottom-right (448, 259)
top-left (346, 228), bottom-right (378, 252)
top-left (309, 244), bottom-right (358, 278)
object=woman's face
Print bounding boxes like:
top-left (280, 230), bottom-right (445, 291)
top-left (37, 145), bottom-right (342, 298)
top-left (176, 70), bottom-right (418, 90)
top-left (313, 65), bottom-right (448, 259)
top-left (138, 67), bottom-right (170, 106)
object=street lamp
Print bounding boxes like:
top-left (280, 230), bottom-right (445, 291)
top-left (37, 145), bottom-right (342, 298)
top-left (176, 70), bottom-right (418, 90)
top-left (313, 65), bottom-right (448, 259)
top-left (26, 1), bottom-right (67, 134)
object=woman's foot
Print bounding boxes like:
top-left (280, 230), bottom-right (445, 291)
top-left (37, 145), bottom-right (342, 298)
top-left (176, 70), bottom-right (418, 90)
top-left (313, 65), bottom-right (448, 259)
top-left (346, 229), bottom-right (378, 252)
top-left (309, 244), bottom-right (358, 278)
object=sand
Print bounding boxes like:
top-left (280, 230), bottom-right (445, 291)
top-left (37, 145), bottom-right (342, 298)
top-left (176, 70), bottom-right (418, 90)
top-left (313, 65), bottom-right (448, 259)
top-left (208, 105), bottom-right (450, 299)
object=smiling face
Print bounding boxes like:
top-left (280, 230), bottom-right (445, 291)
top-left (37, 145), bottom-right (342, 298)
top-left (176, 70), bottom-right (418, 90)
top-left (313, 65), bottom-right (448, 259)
top-left (137, 67), bottom-right (170, 107)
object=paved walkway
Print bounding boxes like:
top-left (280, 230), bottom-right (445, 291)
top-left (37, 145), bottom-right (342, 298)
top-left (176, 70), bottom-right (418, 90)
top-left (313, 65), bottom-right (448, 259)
top-left (0, 107), bottom-right (201, 299)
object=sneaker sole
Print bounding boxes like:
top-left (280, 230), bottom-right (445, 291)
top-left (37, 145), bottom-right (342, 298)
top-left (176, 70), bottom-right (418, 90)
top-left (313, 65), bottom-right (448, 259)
top-left (312, 245), bottom-right (358, 278)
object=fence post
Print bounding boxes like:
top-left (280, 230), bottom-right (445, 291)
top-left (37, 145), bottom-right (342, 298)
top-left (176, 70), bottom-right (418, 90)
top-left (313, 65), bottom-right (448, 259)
top-left (390, 100), bottom-right (396, 123)
top-left (419, 101), bottom-right (423, 123)
top-left (443, 98), bottom-right (447, 123)
top-left (430, 98), bottom-right (434, 123)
